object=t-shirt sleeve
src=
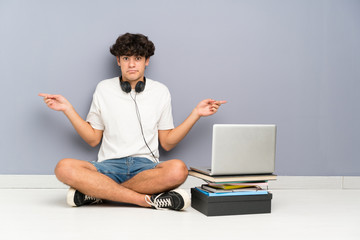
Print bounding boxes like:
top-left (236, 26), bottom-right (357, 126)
top-left (158, 92), bottom-right (175, 130)
top-left (86, 89), bottom-right (105, 130)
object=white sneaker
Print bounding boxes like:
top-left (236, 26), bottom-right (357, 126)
top-left (145, 189), bottom-right (190, 211)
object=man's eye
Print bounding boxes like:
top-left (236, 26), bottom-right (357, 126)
top-left (136, 57), bottom-right (142, 61)
top-left (123, 57), bottom-right (128, 61)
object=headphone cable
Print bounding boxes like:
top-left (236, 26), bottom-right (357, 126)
top-left (130, 92), bottom-right (159, 163)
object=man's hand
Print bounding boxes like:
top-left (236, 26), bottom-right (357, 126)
top-left (194, 99), bottom-right (227, 117)
top-left (38, 93), bottom-right (73, 112)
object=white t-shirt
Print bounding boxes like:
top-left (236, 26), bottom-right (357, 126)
top-left (86, 77), bottom-right (174, 162)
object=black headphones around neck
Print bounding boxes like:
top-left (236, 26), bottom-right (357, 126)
top-left (119, 76), bottom-right (146, 93)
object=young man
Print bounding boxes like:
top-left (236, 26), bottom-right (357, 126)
top-left (39, 33), bottom-right (226, 211)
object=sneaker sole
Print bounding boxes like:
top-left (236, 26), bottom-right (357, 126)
top-left (173, 189), bottom-right (191, 210)
top-left (66, 187), bottom-right (77, 207)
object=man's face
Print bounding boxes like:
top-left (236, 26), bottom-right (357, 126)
top-left (117, 55), bottom-right (150, 82)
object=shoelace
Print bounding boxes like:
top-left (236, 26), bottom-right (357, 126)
top-left (145, 193), bottom-right (172, 210)
top-left (84, 195), bottom-right (102, 204)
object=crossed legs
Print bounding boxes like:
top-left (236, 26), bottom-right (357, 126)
top-left (54, 158), bottom-right (189, 207)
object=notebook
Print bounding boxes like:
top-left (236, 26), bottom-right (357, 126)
top-left (190, 124), bottom-right (276, 176)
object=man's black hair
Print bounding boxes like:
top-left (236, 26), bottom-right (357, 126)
top-left (110, 33), bottom-right (155, 59)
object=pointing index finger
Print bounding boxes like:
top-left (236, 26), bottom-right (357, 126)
top-left (38, 93), bottom-right (58, 99)
top-left (214, 100), bottom-right (227, 105)
top-left (38, 93), bottom-right (52, 98)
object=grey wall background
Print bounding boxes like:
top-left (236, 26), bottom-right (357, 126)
top-left (1, 0), bottom-right (359, 176)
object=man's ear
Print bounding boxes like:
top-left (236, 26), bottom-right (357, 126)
top-left (116, 56), bottom-right (121, 66)
top-left (145, 57), bottom-right (150, 66)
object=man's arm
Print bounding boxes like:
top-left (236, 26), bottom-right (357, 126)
top-left (39, 93), bottom-right (103, 147)
top-left (158, 99), bottom-right (226, 151)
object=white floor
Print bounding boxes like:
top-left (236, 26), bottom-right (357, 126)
top-left (0, 189), bottom-right (359, 240)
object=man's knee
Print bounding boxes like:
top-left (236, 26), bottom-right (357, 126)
top-left (164, 159), bottom-right (188, 186)
top-left (54, 158), bottom-right (73, 184)
top-left (54, 158), bottom-right (88, 185)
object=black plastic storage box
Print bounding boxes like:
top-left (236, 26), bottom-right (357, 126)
top-left (191, 188), bottom-right (273, 216)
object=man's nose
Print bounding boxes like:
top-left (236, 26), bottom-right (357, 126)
top-left (129, 58), bottom-right (136, 67)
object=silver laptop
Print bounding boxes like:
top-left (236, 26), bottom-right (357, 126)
top-left (190, 124), bottom-right (276, 176)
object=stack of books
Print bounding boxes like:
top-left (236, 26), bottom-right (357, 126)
top-left (189, 170), bottom-right (277, 216)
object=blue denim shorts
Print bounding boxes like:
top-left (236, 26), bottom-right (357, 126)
top-left (90, 157), bottom-right (159, 184)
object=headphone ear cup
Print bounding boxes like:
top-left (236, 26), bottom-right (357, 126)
top-left (119, 76), bottom-right (146, 93)
top-left (120, 80), bottom-right (132, 93)
top-left (135, 81), bottom-right (145, 93)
